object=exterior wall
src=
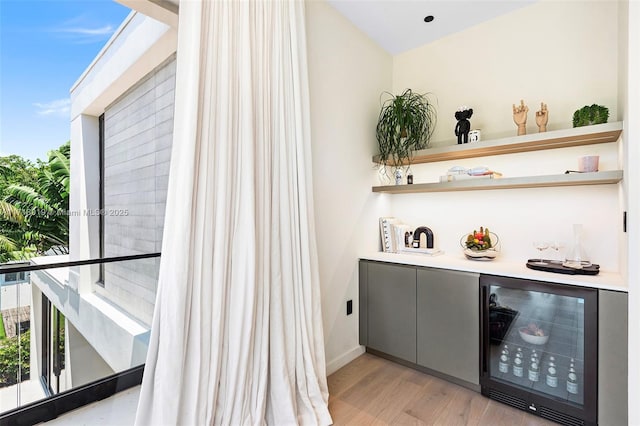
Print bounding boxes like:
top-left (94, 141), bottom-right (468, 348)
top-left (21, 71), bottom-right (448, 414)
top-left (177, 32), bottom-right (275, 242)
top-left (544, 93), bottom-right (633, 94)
top-left (69, 11), bottom-right (177, 263)
top-left (97, 55), bottom-right (175, 325)
top-left (103, 54), bottom-right (174, 256)
top-left (66, 321), bottom-right (114, 387)
top-left (40, 11), bottom-right (178, 379)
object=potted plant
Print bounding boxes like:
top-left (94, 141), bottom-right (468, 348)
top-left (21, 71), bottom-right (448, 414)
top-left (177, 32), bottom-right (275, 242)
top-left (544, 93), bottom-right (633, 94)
top-left (572, 104), bottom-right (609, 127)
top-left (376, 89), bottom-right (437, 180)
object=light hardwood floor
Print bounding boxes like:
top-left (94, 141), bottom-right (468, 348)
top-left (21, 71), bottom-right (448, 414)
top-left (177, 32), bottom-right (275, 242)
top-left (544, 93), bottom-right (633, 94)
top-left (327, 353), bottom-right (558, 426)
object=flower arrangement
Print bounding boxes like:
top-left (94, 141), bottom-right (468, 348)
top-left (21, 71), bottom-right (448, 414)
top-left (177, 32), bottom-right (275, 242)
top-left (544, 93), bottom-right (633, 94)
top-left (464, 226), bottom-right (493, 251)
top-left (461, 226), bottom-right (499, 260)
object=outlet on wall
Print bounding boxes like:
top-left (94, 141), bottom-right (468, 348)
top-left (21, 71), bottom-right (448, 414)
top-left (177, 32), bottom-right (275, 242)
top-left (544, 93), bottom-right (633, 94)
top-left (346, 300), bottom-right (353, 315)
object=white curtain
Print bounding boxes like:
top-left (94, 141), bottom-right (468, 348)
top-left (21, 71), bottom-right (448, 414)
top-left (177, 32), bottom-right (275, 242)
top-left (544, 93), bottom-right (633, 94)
top-left (135, 0), bottom-right (332, 424)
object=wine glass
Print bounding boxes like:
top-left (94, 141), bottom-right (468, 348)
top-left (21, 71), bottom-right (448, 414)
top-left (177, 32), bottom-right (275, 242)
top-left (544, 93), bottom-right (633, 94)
top-left (532, 241), bottom-right (549, 264)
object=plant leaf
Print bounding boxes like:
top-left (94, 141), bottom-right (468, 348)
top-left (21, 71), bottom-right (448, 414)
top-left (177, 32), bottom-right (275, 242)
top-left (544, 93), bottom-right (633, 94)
top-left (0, 200), bottom-right (24, 224)
top-left (0, 234), bottom-right (17, 253)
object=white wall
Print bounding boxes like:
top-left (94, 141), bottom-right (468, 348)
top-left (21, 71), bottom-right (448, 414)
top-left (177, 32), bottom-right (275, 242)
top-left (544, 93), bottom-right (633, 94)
top-left (306, 0), bottom-right (392, 373)
top-left (66, 321), bottom-right (114, 387)
top-left (386, 0), bottom-right (622, 270)
top-left (71, 12), bottom-right (176, 118)
top-left (622, 1), bottom-right (640, 423)
top-left (393, 0), bottom-right (619, 145)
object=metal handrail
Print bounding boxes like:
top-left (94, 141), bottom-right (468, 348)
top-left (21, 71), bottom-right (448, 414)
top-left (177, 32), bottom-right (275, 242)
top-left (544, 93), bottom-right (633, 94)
top-left (0, 252), bottom-right (161, 275)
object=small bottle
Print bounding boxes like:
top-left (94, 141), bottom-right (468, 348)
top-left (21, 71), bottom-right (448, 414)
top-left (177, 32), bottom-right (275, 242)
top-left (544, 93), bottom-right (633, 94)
top-left (567, 359), bottom-right (578, 394)
top-left (498, 345), bottom-right (510, 373)
top-left (513, 347), bottom-right (524, 377)
top-left (546, 356), bottom-right (558, 388)
top-left (394, 168), bottom-right (403, 185)
top-left (528, 351), bottom-right (540, 382)
top-left (407, 171), bottom-right (413, 184)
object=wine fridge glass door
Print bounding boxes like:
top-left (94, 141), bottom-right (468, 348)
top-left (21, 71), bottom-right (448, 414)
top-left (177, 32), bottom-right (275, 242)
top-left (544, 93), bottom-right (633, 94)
top-left (487, 284), bottom-right (585, 406)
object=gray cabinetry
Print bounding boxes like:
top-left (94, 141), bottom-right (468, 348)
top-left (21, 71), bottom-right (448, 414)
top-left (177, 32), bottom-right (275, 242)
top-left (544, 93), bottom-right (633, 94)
top-left (364, 261), bottom-right (416, 363)
top-left (416, 268), bottom-right (479, 385)
top-left (598, 290), bottom-right (628, 426)
top-left (359, 260), bottom-right (480, 384)
top-left (359, 258), bottom-right (629, 424)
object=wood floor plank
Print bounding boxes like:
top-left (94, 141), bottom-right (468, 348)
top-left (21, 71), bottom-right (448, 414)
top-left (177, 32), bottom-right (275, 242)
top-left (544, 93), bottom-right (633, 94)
top-left (520, 414), bottom-right (559, 426)
top-left (338, 359), bottom-right (408, 410)
top-left (328, 353), bottom-right (387, 398)
top-left (402, 376), bottom-right (459, 423)
top-left (328, 397), bottom-right (375, 425)
top-left (363, 372), bottom-right (427, 423)
top-left (477, 400), bottom-right (526, 426)
top-left (328, 353), bottom-right (556, 426)
top-left (327, 354), bottom-right (554, 426)
top-left (389, 410), bottom-right (428, 425)
top-left (401, 366), bottom-right (434, 388)
top-left (432, 386), bottom-right (489, 426)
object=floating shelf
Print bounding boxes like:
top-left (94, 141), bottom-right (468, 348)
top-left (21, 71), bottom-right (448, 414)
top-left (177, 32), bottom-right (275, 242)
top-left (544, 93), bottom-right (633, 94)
top-left (372, 170), bottom-right (623, 194)
top-left (372, 122), bottom-right (622, 165)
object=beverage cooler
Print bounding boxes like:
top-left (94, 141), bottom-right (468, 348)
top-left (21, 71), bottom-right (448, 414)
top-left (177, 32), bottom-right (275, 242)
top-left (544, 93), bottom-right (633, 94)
top-left (480, 275), bottom-right (598, 426)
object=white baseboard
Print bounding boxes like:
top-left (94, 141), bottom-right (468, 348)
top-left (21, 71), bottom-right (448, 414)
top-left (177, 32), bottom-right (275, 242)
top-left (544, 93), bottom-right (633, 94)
top-left (326, 346), bottom-right (365, 375)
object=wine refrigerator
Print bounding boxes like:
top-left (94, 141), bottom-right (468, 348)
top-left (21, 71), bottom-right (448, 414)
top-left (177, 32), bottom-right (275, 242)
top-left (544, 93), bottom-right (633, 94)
top-left (480, 274), bottom-right (598, 426)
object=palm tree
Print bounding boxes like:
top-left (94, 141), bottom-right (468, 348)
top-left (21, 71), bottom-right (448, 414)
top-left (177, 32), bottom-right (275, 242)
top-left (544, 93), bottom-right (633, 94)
top-left (0, 200), bottom-right (24, 252)
top-left (4, 142), bottom-right (70, 256)
top-left (0, 164), bottom-right (28, 261)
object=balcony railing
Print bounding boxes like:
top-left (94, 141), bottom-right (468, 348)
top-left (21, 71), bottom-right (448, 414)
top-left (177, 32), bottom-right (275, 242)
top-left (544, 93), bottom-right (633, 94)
top-left (0, 253), bottom-right (160, 425)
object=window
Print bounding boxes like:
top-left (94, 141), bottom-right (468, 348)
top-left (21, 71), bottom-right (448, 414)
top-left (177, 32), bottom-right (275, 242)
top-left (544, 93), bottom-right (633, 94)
top-left (3, 271), bottom-right (26, 284)
top-left (40, 295), bottom-right (66, 396)
top-left (97, 113), bottom-right (105, 286)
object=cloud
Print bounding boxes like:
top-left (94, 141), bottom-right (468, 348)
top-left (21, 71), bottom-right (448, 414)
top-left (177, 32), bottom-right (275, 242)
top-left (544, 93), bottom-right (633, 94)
top-left (58, 25), bottom-right (114, 37)
top-left (52, 17), bottom-right (117, 44)
top-left (34, 99), bottom-right (71, 117)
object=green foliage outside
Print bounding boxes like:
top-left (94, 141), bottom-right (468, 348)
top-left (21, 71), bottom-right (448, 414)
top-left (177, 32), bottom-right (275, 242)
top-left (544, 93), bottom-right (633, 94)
top-left (0, 316), bottom-right (5, 340)
top-left (0, 142), bottom-right (70, 262)
top-left (0, 330), bottom-right (30, 387)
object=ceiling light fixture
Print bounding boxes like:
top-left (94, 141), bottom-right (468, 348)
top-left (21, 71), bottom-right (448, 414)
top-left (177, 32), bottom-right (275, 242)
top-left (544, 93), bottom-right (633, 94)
top-left (424, 15), bottom-right (434, 23)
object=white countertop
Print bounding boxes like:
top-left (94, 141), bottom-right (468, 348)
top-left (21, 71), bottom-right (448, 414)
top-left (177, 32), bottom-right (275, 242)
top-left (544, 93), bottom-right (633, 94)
top-left (361, 251), bottom-right (627, 292)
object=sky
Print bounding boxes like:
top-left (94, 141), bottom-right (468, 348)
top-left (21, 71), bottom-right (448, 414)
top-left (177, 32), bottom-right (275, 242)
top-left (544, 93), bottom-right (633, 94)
top-left (0, 0), bottom-right (131, 162)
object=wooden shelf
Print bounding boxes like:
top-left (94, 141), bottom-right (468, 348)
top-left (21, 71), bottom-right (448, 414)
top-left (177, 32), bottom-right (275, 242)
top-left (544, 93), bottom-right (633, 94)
top-left (372, 122), bottom-right (622, 165)
top-left (372, 170), bottom-right (623, 194)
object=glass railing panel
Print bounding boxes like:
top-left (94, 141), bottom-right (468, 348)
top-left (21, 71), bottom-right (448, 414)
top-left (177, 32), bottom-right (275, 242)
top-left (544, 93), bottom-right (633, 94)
top-left (0, 254), bottom-right (159, 415)
top-left (0, 265), bottom-right (33, 412)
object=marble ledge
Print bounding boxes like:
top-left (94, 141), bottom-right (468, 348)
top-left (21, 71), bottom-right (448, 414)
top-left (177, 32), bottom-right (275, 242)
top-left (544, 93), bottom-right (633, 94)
top-left (360, 251), bottom-right (627, 292)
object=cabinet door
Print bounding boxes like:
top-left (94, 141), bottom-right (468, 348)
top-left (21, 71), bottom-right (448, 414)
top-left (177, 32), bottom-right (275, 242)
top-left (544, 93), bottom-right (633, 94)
top-left (367, 262), bottom-right (417, 363)
top-left (598, 290), bottom-right (628, 426)
top-left (417, 268), bottom-right (479, 384)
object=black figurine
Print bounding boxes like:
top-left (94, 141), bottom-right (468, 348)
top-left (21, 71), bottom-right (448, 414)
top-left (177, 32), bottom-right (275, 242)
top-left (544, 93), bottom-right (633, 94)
top-left (455, 107), bottom-right (473, 144)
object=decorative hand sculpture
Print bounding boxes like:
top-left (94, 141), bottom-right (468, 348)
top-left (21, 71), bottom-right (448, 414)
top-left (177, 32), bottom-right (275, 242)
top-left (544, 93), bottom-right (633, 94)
top-left (535, 102), bottom-right (549, 132)
top-left (512, 99), bottom-right (529, 136)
